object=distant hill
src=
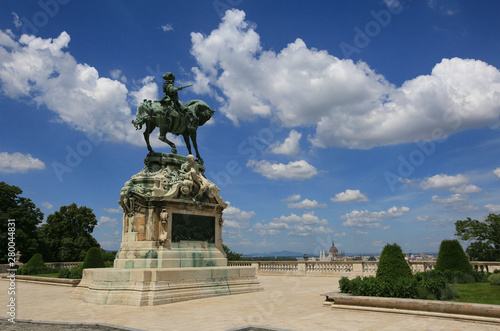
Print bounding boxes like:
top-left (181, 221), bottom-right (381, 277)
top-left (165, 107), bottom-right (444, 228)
top-left (243, 251), bottom-right (439, 258)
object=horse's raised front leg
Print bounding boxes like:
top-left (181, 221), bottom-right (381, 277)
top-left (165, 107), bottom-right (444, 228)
top-left (183, 134), bottom-right (192, 155)
top-left (159, 126), bottom-right (177, 154)
top-left (190, 131), bottom-right (203, 164)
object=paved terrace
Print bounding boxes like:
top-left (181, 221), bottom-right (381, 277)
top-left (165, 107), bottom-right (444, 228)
top-left (2, 276), bottom-right (499, 331)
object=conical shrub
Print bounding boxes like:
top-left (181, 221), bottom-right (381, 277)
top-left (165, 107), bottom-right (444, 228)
top-left (435, 239), bottom-right (472, 273)
top-left (376, 243), bottom-right (412, 280)
top-left (82, 247), bottom-right (105, 269)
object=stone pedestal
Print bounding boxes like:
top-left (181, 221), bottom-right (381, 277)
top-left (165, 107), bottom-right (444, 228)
top-left (72, 266), bottom-right (261, 306)
top-left (73, 153), bottom-right (262, 306)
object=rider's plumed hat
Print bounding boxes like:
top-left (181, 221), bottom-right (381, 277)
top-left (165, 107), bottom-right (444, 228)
top-left (163, 72), bottom-right (175, 81)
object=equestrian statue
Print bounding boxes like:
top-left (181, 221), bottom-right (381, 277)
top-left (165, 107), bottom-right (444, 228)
top-left (132, 72), bottom-right (215, 164)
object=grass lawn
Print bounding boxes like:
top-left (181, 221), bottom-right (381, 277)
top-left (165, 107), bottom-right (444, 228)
top-left (453, 283), bottom-right (500, 305)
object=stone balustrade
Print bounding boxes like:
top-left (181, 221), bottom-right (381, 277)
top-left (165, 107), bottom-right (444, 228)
top-left (470, 261), bottom-right (500, 272)
top-left (1, 260), bottom-right (499, 276)
top-left (45, 262), bottom-right (81, 269)
top-left (228, 260), bottom-right (500, 277)
top-left (0, 261), bottom-right (81, 273)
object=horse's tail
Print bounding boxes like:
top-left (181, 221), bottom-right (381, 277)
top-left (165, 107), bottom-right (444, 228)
top-left (132, 101), bottom-right (151, 130)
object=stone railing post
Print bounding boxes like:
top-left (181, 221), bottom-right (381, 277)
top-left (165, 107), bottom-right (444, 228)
top-left (297, 261), bottom-right (306, 276)
top-left (251, 262), bottom-right (260, 274)
top-left (352, 261), bottom-right (363, 277)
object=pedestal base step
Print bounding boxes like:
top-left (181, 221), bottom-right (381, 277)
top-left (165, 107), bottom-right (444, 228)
top-left (72, 266), bottom-right (262, 306)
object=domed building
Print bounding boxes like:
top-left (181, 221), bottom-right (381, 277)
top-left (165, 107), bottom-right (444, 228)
top-left (329, 241), bottom-right (339, 256)
top-left (319, 241), bottom-right (345, 261)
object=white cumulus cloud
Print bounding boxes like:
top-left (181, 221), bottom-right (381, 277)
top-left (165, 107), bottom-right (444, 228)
top-left (161, 24), bottom-right (174, 32)
top-left (274, 212), bottom-right (328, 225)
top-left (255, 211), bottom-right (332, 236)
top-left (494, 168), bottom-right (500, 178)
top-left (0, 152), bottom-right (45, 173)
top-left (0, 30), bottom-right (158, 147)
top-left (104, 207), bottom-right (122, 214)
top-left (432, 193), bottom-right (478, 212)
top-left (419, 174), bottom-right (470, 190)
top-left (189, 10), bottom-right (500, 149)
top-left (268, 129), bottom-right (302, 156)
top-left (129, 76), bottom-right (159, 106)
top-left (223, 202), bottom-right (256, 221)
top-left (287, 199), bottom-right (327, 209)
top-left (12, 13), bottom-right (21, 28)
top-left (341, 206), bottom-right (409, 228)
top-left (41, 202), bottom-right (53, 210)
top-left (485, 204), bottom-right (500, 213)
top-left (247, 159), bottom-right (318, 180)
top-left (331, 189), bottom-right (369, 203)
top-left (450, 184), bottom-right (481, 194)
top-left (282, 194), bottom-right (301, 202)
top-left (432, 193), bottom-right (468, 204)
top-left (98, 216), bottom-right (118, 227)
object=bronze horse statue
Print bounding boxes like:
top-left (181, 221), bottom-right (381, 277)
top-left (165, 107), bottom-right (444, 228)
top-left (132, 99), bottom-right (215, 163)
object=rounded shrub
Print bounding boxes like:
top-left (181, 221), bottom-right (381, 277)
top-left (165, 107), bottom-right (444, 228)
top-left (24, 253), bottom-right (46, 269)
top-left (16, 253), bottom-right (56, 275)
top-left (70, 263), bottom-right (84, 279)
top-left (82, 247), bottom-right (105, 269)
top-left (489, 273), bottom-right (500, 285)
top-left (376, 243), bottom-right (412, 281)
top-left (435, 239), bottom-right (472, 274)
top-left (58, 268), bottom-right (71, 279)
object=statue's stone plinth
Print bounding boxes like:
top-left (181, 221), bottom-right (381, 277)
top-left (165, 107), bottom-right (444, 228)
top-left (72, 266), bottom-right (261, 306)
top-left (72, 153), bottom-right (262, 306)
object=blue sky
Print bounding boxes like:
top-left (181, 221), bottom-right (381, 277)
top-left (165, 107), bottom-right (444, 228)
top-left (1, 0), bottom-right (500, 255)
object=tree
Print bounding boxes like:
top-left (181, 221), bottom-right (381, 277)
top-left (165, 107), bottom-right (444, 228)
top-left (465, 241), bottom-right (497, 261)
top-left (40, 203), bottom-right (100, 262)
top-left (435, 239), bottom-right (472, 273)
top-left (223, 244), bottom-right (245, 261)
top-left (0, 182), bottom-right (44, 263)
top-left (455, 214), bottom-right (500, 261)
top-left (376, 243), bottom-right (412, 280)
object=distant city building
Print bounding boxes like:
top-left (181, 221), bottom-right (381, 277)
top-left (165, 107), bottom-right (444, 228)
top-left (319, 241), bottom-right (346, 261)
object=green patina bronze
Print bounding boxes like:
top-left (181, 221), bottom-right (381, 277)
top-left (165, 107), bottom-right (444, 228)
top-left (132, 72), bottom-right (215, 164)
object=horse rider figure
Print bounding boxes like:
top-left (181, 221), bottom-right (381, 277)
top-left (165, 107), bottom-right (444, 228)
top-left (161, 72), bottom-right (197, 129)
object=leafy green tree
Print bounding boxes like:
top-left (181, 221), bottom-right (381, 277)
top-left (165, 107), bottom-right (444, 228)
top-left (40, 203), bottom-right (99, 262)
top-left (435, 239), bottom-right (472, 273)
top-left (455, 214), bottom-right (500, 261)
top-left (465, 241), bottom-right (497, 261)
top-left (376, 243), bottom-right (412, 280)
top-left (223, 244), bottom-right (245, 261)
top-left (0, 182), bottom-right (44, 263)
top-left (100, 249), bottom-right (117, 262)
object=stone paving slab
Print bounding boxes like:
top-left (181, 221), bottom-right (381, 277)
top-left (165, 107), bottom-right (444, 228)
top-left (0, 319), bottom-right (137, 331)
top-left (2, 276), bottom-right (500, 330)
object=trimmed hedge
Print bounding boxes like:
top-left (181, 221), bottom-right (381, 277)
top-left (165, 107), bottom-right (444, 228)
top-left (16, 253), bottom-right (57, 275)
top-left (58, 263), bottom-right (84, 279)
top-left (339, 276), bottom-right (418, 298)
top-left (82, 247), bottom-right (105, 269)
top-left (58, 247), bottom-right (105, 279)
top-left (489, 273), bottom-right (500, 285)
top-left (435, 240), bottom-right (472, 274)
top-left (340, 272), bottom-right (459, 300)
top-left (376, 243), bottom-right (412, 280)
